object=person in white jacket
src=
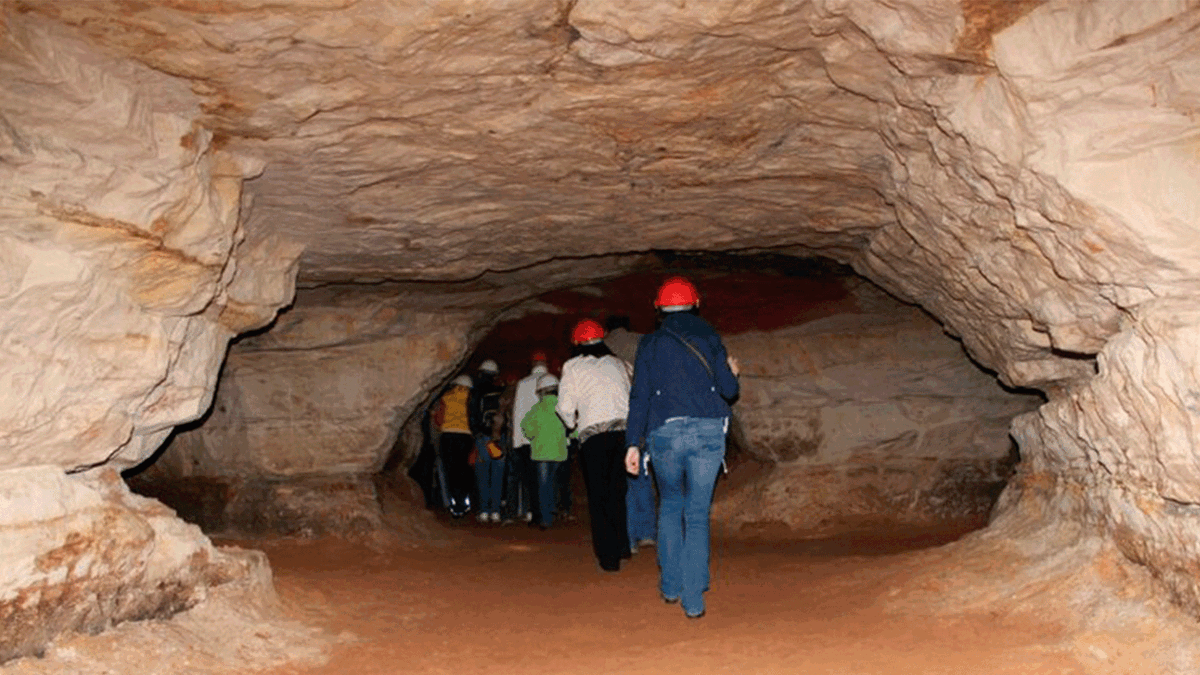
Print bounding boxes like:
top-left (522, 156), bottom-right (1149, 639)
top-left (556, 319), bottom-right (633, 571)
top-left (509, 351), bottom-right (549, 521)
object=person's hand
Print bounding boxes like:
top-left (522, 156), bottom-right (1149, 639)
top-left (727, 355), bottom-right (741, 376)
top-left (625, 446), bottom-right (640, 475)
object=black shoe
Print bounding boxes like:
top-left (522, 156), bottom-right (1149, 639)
top-left (599, 560), bottom-right (620, 572)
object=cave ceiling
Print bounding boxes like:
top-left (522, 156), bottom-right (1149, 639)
top-left (15, 0), bottom-right (1034, 284)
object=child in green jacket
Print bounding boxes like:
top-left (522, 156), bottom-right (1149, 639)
top-left (520, 374), bottom-right (567, 528)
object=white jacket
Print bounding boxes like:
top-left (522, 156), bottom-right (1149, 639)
top-left (556, 354), bottom-right (631, 431)
top-left (511, 365), bottom-right (548, 447)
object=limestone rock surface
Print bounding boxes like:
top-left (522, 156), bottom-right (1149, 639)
top-left (153, 288), bottom-right (478, 479)
top-left (0, 16), bottom-right (299, 472)
top-left (130, 286), bottom-right (480, 535)
top-left (0, 14), bottom-right (299, 658)
top-left (0, 467), bottom-right (253, 662)
top-left (717, 283), bottom-right (1042, 532)
top-left (5, 0), bottom-right (1200, 636)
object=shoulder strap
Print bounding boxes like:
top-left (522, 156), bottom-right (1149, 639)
top-left (662, 327), bottom-right (714, 380)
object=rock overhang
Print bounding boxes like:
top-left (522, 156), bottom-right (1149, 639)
top-left (21, 0), bottom-right (1185, 394)
top-left (7, 0), bottom-right (1199, 434)
top-left (15, 0), bottom-right (943, 284)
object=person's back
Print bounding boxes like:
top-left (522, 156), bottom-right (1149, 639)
top-left (470, 360), bottom-right (506, 523)
top-left (471, 360), bottom-right (504, 437)
top-left (436, 384), bottom-right (472, 436)
top-left (521, 394), bottom-right (567, 463)
top-left (436, 377), bottom-right (475, 517)
top-left (603, 316), bottom-right (642, 367)
top-left (626, 311), bottom-right (738, 437)
top-left (512, 362), bottom-right (548, 447)
top-left (624, 277), bottom-right (740, 619)
top-left (520, 376), bottom-right (567, 528)
top-left (556, 353), bottom-right (630, 432)
top-left (559, 319), bottom-right (634, 572)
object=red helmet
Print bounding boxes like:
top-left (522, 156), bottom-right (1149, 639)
top-left (571, 318), bottom-right (605, 345)
top-left (531, 350), bottom-right (548, 363)
top-left (654, 276), bottom-right (700, 309)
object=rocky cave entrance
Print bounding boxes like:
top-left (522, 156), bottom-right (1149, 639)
top-left (125, 251), bottom-right (1041, 546)
top-left (6, 1), bottom-right (1200, 672)
top-left (366, 252), bottom-right (1044, 545)
top-left (109, 252), bottom-right (1056, 674)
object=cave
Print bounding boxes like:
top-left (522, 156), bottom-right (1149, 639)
top-left (3, 1), bottom-right (1200, 672)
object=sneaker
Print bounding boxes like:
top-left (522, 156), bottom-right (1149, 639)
top-left (476, 512), bottom-right (489, 523)
top-left (686, 609), bottom-right (706, 620)
top-left (523, 512), bottom-right (533, 522)
top-left (636, 538), bottom-right (656, 548)
top-left (488, 512), bottom-right (501, 523)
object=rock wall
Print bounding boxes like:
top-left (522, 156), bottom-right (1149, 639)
top-left (133, 286), bottom-right (478, 535)
top-left (0, 15), bottom-right (299, 472)
top-left (0, 16), bottom-right (299, 660)
top-left (0, 466), bottom-right (273, 664)
top-left (840, 1), bottom-right (1200, 615)
top-left (717, 282), bottom-right (1043, 532)
top-left (4, 0), bottom-right (1200, 642)
top-left (1010, 299), bottom-right (1200, 618)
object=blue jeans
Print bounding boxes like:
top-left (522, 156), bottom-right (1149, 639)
top-left (505, 445), bottom-right (535, 520)
top-left (627, 459), bottom-right (656, 547)
top-left (474, 436), bottom-right (505, 515)
top-left (535, 460), bottom-right (561, 526)
top-left (649, 417), bottom-right (726, 617)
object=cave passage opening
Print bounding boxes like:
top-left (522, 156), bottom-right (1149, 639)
top-left (122, 248), bottom-right (1044, 549)
top-left (393, 251), bottom-right (1044, 546)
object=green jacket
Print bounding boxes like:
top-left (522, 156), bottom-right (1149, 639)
top-left (520, 395), bottom-right (568, 462)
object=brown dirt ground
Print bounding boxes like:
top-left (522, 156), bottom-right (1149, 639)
top-left (247, 517), bottom-right (1091, 675)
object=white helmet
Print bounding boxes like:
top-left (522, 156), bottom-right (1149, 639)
top-left (479, 359), bottom-right (499, 374)
top-left (453, 374), bottom-right (473, 388)
top-left (536, 374), bottom-right (558, 392)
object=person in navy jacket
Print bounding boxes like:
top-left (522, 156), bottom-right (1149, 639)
top-left (624, 276), bottom-right (740, 619)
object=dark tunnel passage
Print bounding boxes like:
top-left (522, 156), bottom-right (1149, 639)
top-left (455, 253), bottom-right (859, 382)
top-left (363, 252), bottom-right (1042, 546)
top-left (127, 252), bottom-right (1042, 544)
top-left (117, 253), bottom-right (1057, 675)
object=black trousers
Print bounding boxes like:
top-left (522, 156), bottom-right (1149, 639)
top-left (579, 431), bottom-right (630, 569)
top-left (439, 432), bottom-right (474, 514)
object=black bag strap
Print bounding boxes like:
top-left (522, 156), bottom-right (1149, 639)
top-left (662, 327), bottom-right (714, 381)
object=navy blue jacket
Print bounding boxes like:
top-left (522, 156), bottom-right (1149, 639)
top-left (625, 312), bottom-right (739, 449)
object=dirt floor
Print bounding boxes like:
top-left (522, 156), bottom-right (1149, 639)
top-left (249, 516), bottom-right (1094, 675)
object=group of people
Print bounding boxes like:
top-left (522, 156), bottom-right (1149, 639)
top-left (419, 275), bottom-right (740, 619)
top-left (422, 349), bottom-right (572, 527)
